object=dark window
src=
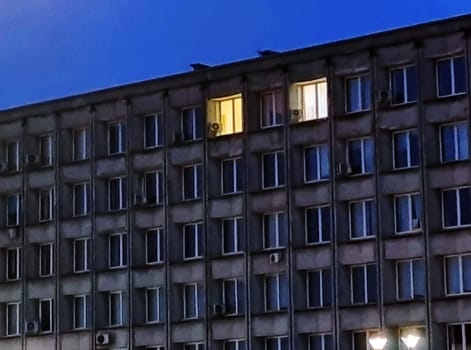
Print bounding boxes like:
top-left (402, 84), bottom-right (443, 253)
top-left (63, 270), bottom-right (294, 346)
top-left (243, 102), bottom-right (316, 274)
top-left (307, 270), bottom-right (332, 308)
top-left (263, 152), bottom-right (285, 188)
top-left (347, 138), bottom-right (374, 175)
top-left (393, 129), bottom-right (419, 169)
top-left (261, 90), bottom-right (283, 128)
top-left (304, 144), bottom-right (329, 182)
top-left (144, 114), bottom-right (163, 148)
top-left (182, 107), bottom-right (202, 141)
top-left (441, 123), bottom-right (469, 163)
top-left (346, 75), bottom-right (371, 113)
top-left (183, 165), bottom-right (202, 200)
top-left (222, 158), bottom-right (243, 194)
top-left (305, 206), bottom-right (331, 244)
top-left (390, 66), bottom-right (417, 104)
top-left (397, 259), bottom-right (425, 300)
top-left (351, 264), bottom-right (377, 304)
top-left (437, 56), bottom-right (466, 97)
top-left (442, 187), bottom-right (471, 228)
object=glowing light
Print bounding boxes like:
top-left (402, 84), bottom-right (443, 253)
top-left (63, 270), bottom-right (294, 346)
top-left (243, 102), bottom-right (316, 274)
top-left (368, 334), bottom-right (388, 350)
top-left (401, 333), bottom-right (421, 349)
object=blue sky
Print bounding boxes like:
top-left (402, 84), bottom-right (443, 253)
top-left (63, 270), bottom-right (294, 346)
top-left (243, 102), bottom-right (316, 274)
top-left (1, 0), bottom-right (471, 109)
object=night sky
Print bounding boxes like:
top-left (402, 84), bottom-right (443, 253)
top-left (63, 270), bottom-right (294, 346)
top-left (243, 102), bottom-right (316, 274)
top-left (1, 0), bottom-right (471, 109)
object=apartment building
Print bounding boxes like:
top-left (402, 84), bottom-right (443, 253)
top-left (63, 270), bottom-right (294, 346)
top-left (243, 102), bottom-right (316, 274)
top-left (0, 13), bottom-right (470, 350)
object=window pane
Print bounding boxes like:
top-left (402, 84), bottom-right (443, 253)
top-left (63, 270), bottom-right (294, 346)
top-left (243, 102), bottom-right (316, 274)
top-left (394, 132), bottom-right (408, 169)
top-left (361, 76), bottom-right (371, 110)
top-left (443, 190), bottom-right (458, 227)
top-left (457, 124), bottom-right (469, 160)
top-left (305, 147), bottom-right (319, 182)
top-left (323, 270), bottom-right (332, 306)
top-left (348, 140), bottom-right (362, 174)
top-left (147, 289), bottom-right (159, 322)
top-left (224, 280), bottom-right (237, 314)
top-left (350, 202), bottom-right (364, 238)
top-left (391, 68), bottom-right (405, 104)
top-left (462, 256), bottom-right (471, 292)
top-left (308, 271), bottom-right (321, 307)
top-left (398, 261), bottom-right (412, 299)
top-left (460, 188), bottom-right (471, 226)
top-left (438, 60), bottom-right (452, 96)
top-left (347, 78), bottom-right (360, 112)
top-left (306, 208), bottom-right (320, 244)
top-left (223, 219), bottom-right (236, 254)
top-left (406, 66), bottom-right (417, 102)
top-left (409, 130), bottom-right (420, 166)
top-left (442, 126), bottom-right (457, 162)
top-left (396, 196), bottom-right (410, 233)
top-left (446, 256), bottom-right (460, 294)
top-left (352, 267), bottom-right (365, 303)
top-left (454, 57), bottom-right (466, 94)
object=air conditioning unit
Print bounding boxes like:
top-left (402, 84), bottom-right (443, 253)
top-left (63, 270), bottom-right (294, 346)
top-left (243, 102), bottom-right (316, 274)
top-left (290, 109), bottom-right (304, 123)
top-left (212, 303), bottom-right (226, 316)
top-left (412, 218), bottom-right (421, 230)
top-left (8, 227), bottom-right (18, 239)
top-left (208, 122), bottom-right (222, 136)
top-left (336, 162), bottom-right (352, 176)
top-left (269, 252), bottom-right (283, 264)
top-left (377, 89), bottom-right (391, 106)
top-left (25, 154), bottom-right (40, 166)
top-left (24, 320), bottom-right (39, 335)
top-left (95, 332), bottom-right (110, 345)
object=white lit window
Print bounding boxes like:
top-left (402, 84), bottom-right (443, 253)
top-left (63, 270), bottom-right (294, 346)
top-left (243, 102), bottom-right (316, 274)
top-left (183, 164), bottom-right (202, 200)
top-left (144, 171), bottom-right (164, 205)
top-left (398, 327), bottom-right (426, 350)
top-left (347, 138), bottom-right (374, 175)
top-left (349, 199), bottom-right (376, 239)
top-left (144, 113), bottom-right (163, 149)
top-left (436, 56), bottom-right (466, 97)
top-left (6, 193), bottom-right (21, 226)
top-left (351, 264), bottom-right (377, 304)
top-left (108, 177), bottom-right (127, 211)
top-left (73, 295), bottom-right (88, 329)
top-left (108, 121), bottom-right (126, 155)
top-left (39, 134), bottom-right (53, 166)
top-left (208, 94), bottom-right (243, 136)
top-left (223, 278), bottom-right (243, 315)
top-left (263, 212), bottom-right (287, 249)
top-left (72, 127), bottom-right (88, 161)
top-left (108, 291), bottom-right (123, 326)
top-left (308, 333), bottom-right (333, 350)
top-left (395, 193), bottom-right (422, 233)
top-left (222, 217), bottom-right (243, 255)
top-left (261, 90), bottom-right (283, 128)
top-left (304, 144), bottom-right (329, 182)
top-left (39, 243), bottom-right (54, 277)
top-left (346, 75), bottom-right (371, 113)
top-left (264, 273), bottom-right (288, 311)
top-left (305, 206), bottom-right (331, 244)
top-left (262, 151), bottom-right (285, 189)
top-left (181, 107), bottom-right (202, 142)
top-left (442, 187), bottom-right (471, 228)
top-left (6, 248), bottom-right (21, 281)
top-left (146, 287), bottom-right (162, 323)
top-left (224, 339), bottom-right (247, 350)
top-left (390, 65), bottom-right (417, 105)
top-left (109, 233), bottom-right (127, 269)
top-left (183, 283), bottom-right (198, 319)
top-left (6, 302), bottom-right (20, 336)
top-left (39, 188), bottom-right (54, 222)
top-left (146, 228), bottom-right (163, 264)
top-left (39, 298), bottom-right (53, 333)
top-left (265, 336), bottom-right (289, 350)
top-left (73, 238), bottom-right (90, 273)
top-left (440, 123), bottom-right (469, 163)
top-left (307, 269), bottom-right (332, 308)
top-left (297, 79), bottom-right (328, 121)
top-left (393, 129), bottom-right (419, 169)
top-left (6, 141), bottom-right (20, 172)
top-left (396, 259), bottom-right (425, 300)
top-left (183, 223), bottom-right (202, 260)
top-left (221, 157), bottom-right (243, 194)
top-left (445, 254), bottom-right (471, 295)
top-left (73, 182), bottom-right (90, 216)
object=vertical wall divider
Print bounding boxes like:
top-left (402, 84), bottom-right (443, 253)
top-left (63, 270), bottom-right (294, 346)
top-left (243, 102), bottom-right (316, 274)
top-left (54, 112), bottom-right (61, 350)
top-left (90, 104), bottom-right (97, 350)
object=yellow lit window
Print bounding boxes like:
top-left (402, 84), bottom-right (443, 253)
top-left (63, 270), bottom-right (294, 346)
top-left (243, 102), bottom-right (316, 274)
top-left (208, 94), bottom-right (243, 136)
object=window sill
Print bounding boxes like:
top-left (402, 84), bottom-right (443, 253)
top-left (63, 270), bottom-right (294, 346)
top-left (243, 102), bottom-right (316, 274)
top-left (343, 109), bottom-right (371, 117)
top-left (390, 165), bottom-right (420, 172)
top-left (304, 178), bottom-right (330, 185)
top-left (384, 101), bottom-right (417, 109)
top-left (423, 92), bottom-right (467, 104)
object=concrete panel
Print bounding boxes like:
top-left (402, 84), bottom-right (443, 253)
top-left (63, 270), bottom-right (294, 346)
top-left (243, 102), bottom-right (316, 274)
top-left (25, 224), bottom-right (55, 244)
top-left (384, 236), bottom-right (424, 260)
top-left (171, 262), bottom-right (204, 283)
top-left (96, 157), bottom-right (126, 177)
top-left (0, 227), bottom-right (22, 247)
top-left (26, 335), bottom-right (56, 350)
top-left (295, 310), bottom-right (332, 334)
top-left (28, 169), bottom-right (55, 188)
top-left (336, 114), bottom-right (373, 139)
top-left (295, 246), bottom-right (331, 270)
top-left (377, 105), bottom-right (418, 131)
top-left (376, 42), bottom-right (416, 67)
top-left (208, 136), bottom-right (243, 159)
top-left (60, 108), bottom-right (90, 128)
top-left (26, 115), bottom-right (56, 134)
top-left (212, 317), bottom-right (246, 340)
top-left (249, 191), bottom-right (287, 213)
top-left (94, 101), bottom-right (127, 122)
top-left (95, 213), bottom-right (127, 234)
top-left (0, 282), bottom-right (22, 302)
top-left (0, 120), bottom-right (23, 138)
top-left (61, 275), bottom-right (92, 295)
top-left (60, 332), bottom-right (92, 350)
top-left (133, 151), bottom-right (164, 171)
top-left (424, 99), bottom-right (467, 124)
top-left (168, 86), bottom-right (202, 108)
top-left (339, 306), bottom-right (379, 330)
top-left (133, 268), bottom-right (165, 288)
top-left (169, 203), bottom-right (204, 224)
top-left (61, 163), bottom-right (91, 183)
top-left (96, 270), bottom-right (128, 292)
top-left (130, 93), bottom-right (164, 115)
top-left (60, 219), bottom-right (92, 239)
top-left (171, 321), bottom-right (205, 343)
top-left (211, 256), bottom-right (245, 280)
top-left (247, 131), bottom-right (284, 153)
top-left (433, 298), bottom-right (471, 323)
top-left (288, 60), bottom-right (326, 83)
top-left (333, 53), bottom-right (369, 76)
top-left (208, 196), bottom-right (244, 219)
top-left (135, 207), bottom-right (165, 229)
top-left (252, 253), bottom-right (287, 275)
top-left (26, 280), bottom-right (55, 299)
top-left (428, 164), bottom-right (470, 189)
top-left (134, 325), bottom-right (165, 346)
top-left (252, 313), bottom-right (289, 337)
top-left (0, 338), bottom-right (21, 350)
top-left (248, 70), bottom-right (283, 91)
top-left (423, 32), bottom-right (465, 58)
top-left (290, 121), bottom-right (330, 147)
top-left (207, 77), bottom-right (243, 99)
top-left (380, 172), bottom-right (421, 194)
top-left (430, 231), bottom-right (471, 256)
top-left (0, 173), bottom-right (22, 192)
top-left (336, 177), bottom-right (375, 202)
top-left (168, 144), bottom-right (203, 166)
top-left (293, 184), bottom-right (330, 208)
top-left (384, 302), bottom-right (425, 326)
top-left (338, 241), bottom-right (375, 265)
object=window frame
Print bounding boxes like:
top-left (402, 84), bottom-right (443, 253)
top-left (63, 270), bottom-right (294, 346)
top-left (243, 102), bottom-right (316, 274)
top-left (441, 186), bottom-right (471, 229)
top-left (181, 106), bottom-right (202, 142)
top-left (263, 211), bottom-right (286, 249)
top-left (39, 242), bottom-right (54, 277)
top-left (447, 322), bottom-right (471, 350)
top-left (221, 157), bottom-right (243, 195)
top-left (296, 78), bottom-right (328, 121)
top-left (38, 188), bottom-right (54, 222)
top-left (222, 217), bottom-right (243, 255)
top-left (183, 283), bottom-right (198, 320)
top-left (183, 222), bottom-right (202, 260)
top-left (260, 89), bottom-right (283, 129)
top-left (305, 205), bottom-right (331, 245)
top-left (73, 294), bottom-right (88, 330)
top-left (6, 193), bottom-right (21, 227)
top-left (440, 122), bottom-right (469, 163)
top-left (345, 74), bottom-right (371, 114)
top-left (304, 144), bottom-right (330, 183)
top-left (72, 127), bottom-right (88, 161)
top-left (6, 247), bottom-right (21, 281)
top-left (346, 137), bottom-right (374, 175)
top-left (108, 176), bottom-right (127, 212)
top-left (145, 287), bottom-right (162, 324)
top-left (262, 151), bottom-right (285, 189)
top-left (144, 170), bottom-right (164, 205)
top-left (264, 273), bottom-right (288, 312)
top-left (223, 339), bottom-right (247, 350)
top-left (6, 302), bottom-right (20, 336)
top-left (393, 129), bottom-right (419, 170)
top-left (73, 238), bottom-right (90, 273)
top-left (350, 264), bottom-right (377, 305)
top-left (222, 278), bottom-right (240, 316)
top-left (394, 192), bottom-right (422, 234)
top-left (182, 164), bottom-right (202, 200)
top-left (306, 269), bottom-right (332, 308)
top-left (436, 56), bottom-right (466, 98)
top-left (349, 199), bottom-right (375, 239)
top-left (265, 336), bottom-right (288, 350)
top-left (108, 120), bottom-right (126, 155)
top-left (396, 259), bottom-right (425, 301)
top-left (308, 333), bottom-right (333, 350)
top-left (39, 298), bottom-right (53, 333)
top-left (444, 254), bottom-right (471, 296)
top-left (146, 228), bottom-right (163, 264)
top-left (389, 65), bottom-right (417, 105)
top-left (6, 140), bottom-right (20, 172)
top-left (108, 232), bottom-right (128, 269)
top-left (108, 291), bottom-right (123, 326)
top-left (39, 134), bottom-right (53, 167)
top-left (144, 113), bottom-right (163, 149)
top-left (210, 94), bottom-right (243, 136)
top-left (73, 182), bottom-right (90, 217)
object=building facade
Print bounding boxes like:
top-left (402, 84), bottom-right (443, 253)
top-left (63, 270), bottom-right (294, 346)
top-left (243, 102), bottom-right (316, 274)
top-left (0, 14), bottom-right (471, 350)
